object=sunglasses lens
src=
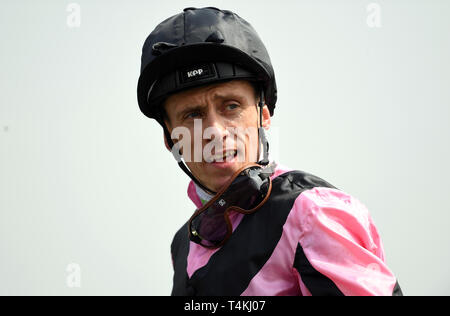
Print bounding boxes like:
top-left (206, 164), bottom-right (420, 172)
top-left (191, 204), bottom-right (228, 247)
top-left (190, 171), bottom-right (271, 248)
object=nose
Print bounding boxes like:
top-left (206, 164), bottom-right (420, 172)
top-left (202, 110), bottom-right (230, 144)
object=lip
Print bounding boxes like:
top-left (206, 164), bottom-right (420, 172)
top-left (205, 150), bottom-right (238, 168)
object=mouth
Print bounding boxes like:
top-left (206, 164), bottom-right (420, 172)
top-left (206, 149), bottom-right (238, 164)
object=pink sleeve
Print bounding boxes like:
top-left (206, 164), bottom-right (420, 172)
top-left (293, 187), bottom-right (401, 296)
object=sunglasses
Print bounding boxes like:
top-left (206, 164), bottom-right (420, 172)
top-left (188, 163), bottom-right (274, 249)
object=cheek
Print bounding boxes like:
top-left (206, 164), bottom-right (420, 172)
top-left (226, 111), bottom-right (259, 161)
top-left (185, 161), bottom-right (204, 179)
top-left (171, 126), bottom-right (198, 163)
top-left (225, 108), bottom-right (258, 131)
top-left (243, 106), bottom-right (259, 125)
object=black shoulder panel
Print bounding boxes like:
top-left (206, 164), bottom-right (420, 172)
top-left (170, 222), bottom-right (192, 296)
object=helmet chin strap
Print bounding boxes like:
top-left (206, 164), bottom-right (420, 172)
top-left (257, 88), bottom-right (270, 166)
top-left (162, 87), bottom-right (270, 195)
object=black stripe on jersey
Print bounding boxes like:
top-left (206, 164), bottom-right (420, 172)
top-left (293, 243), bottom-right (344, 296)
top-left (392, 281), bottom-right (403, 296)
top-left (170, 222), bottom-right (193, 296)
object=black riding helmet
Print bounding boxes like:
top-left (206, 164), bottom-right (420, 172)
top-left (137, 7), bottom-right (277, 123)
top-left (137, 7), bottom-right (277, 193)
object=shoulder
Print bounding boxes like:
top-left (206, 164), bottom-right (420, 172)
top-left (292, 185), bottom-right (382, 256)
top-left (295, 186), bottom-right (371, 228)
top-left (273, 167), bottom-right (381, 254)
top-left (274, 168), bottom-right (371, 230)
top-left (271, 168), bottom-right (337, 194)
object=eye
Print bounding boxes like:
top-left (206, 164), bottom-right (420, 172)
top-left (225, 103), bottom-right (240, 111)
top-left (185, 111), bottom-right (201, 120)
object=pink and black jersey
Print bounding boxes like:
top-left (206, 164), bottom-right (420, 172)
top-left (170, 164), bottom-right (402, 296)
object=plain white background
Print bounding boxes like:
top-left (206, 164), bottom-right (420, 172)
top-left (1, 0), bottom-right (449, 295)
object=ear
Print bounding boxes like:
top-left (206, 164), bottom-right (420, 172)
top-left (261, 105), bottom-right (271, 130)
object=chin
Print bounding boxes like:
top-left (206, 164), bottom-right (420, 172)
top-left (207, 174), bottom-right (233, 192)
top-left (206, 169), bottom-right (238, 192)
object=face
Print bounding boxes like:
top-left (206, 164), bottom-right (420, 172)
top-left (163, 80), bottom-right (271, 193)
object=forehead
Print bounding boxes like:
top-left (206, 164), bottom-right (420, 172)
top-left (163, 80), bottom-right (255, 114)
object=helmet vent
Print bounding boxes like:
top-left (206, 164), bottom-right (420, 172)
top-left (151, 42), bottom-right (178, 56)
top-left (205, 30), bottom-right (225, 43)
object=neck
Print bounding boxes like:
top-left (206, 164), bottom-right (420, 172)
top-left (194, 182), bottom-right (215, 205)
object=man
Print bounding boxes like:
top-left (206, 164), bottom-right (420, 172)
top-left (137, 7), bottom-right (402, 296)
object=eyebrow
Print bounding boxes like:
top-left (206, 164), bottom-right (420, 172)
top-left (212, 91), bottom-right (244, 101)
